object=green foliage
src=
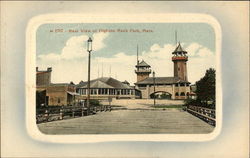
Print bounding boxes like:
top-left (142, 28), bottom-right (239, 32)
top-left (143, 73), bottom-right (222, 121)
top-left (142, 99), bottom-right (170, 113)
top-left (196, 68), bottom-right (215, 103)
top-left (90, 99), bottom-right (101, 107)
top-left (187, 68), bottom-right (216, 109)
top-left (184, 98), bottom-right (198, 106)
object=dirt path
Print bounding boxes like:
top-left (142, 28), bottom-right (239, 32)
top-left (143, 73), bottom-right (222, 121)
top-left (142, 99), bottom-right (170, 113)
top-left (101, 99), bottom-right (184, 109)
top-left (38, 109), bottom-right (214, 134)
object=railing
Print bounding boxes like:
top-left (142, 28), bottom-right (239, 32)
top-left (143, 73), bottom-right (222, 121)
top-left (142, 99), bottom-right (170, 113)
top-left (187, 105), bottom-right (216, 126)
top-left (36, 105), bottom-right (111, 124)
top-left (172, 56), bottom-right (188, 61)
top-left (135, 69), bottom-right (151, 73)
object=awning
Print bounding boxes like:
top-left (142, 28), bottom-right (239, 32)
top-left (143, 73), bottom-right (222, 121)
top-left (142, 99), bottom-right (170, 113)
top-left (67, 91), bottom-right (80, 96)
top-left (36, 89), bottom-right (46, 93)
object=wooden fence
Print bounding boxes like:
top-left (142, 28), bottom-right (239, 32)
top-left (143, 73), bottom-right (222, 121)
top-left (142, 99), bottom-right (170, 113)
top-left (36, 105), bottom-right (111, 124)
top-left (187, 105), bottom-right (216, 126)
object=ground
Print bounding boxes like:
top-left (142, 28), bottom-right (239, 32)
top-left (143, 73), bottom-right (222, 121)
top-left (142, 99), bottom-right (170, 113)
top-left (38, 99), bottom-right (214, 134)
top-left (101, 99), bottom-right (185, 109)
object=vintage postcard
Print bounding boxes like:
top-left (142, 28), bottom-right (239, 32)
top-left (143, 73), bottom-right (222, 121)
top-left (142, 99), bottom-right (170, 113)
top-left (26, 14), bottom-right (222, 143)
top-left (2, 2), bottom-right (249, 158)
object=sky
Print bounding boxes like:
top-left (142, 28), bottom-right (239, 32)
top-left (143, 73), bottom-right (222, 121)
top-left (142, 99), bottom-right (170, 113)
top-left (36, 23), bottom-right (216, 85)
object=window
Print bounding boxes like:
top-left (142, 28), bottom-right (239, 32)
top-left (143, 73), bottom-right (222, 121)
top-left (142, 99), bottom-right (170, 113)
top-left (175, 92), bottom-right (179, 96)
top-left (180, 92), bottom-right (185, 96)
top-left (186, 92), bottom-right (189, 96)
top-left (58, 98), bottom-right (60, 103)
top-left (93, 89), bottom-right (97, 95)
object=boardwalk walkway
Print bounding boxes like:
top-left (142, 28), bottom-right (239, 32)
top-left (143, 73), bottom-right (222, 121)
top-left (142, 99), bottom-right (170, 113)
top-left (38, 109), bottom-right (214, 134)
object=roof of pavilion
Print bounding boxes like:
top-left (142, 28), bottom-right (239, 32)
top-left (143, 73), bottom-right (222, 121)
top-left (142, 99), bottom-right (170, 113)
top-left (135, 76), bottom-right (190, 85)
top-left (76, 77), bottom-right (132, 89)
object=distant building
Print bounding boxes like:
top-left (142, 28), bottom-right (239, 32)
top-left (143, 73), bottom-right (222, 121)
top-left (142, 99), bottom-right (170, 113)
top-left (122, 80), bottom-right (130, 86)
top-left (189, 84), bottom-right (197, 99)
top-left (45, 83), bottom-right (79, 106)
top-left (36, 67), bottom-right (79, 106)
top-left (135, 43), bottom-right (190, 100)
top-left (36, 67), bottom-right (52, 86)
top-left (76, 77), bottom-right (141, 100)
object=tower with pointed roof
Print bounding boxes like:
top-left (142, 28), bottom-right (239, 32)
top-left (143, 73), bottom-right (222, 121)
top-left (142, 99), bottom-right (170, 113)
top-left (172, 42), bottom-right (188, 81)
top-left (135, 60), bottom-right (152, 82)
top-left (135, 46), bottom-right (152, 82)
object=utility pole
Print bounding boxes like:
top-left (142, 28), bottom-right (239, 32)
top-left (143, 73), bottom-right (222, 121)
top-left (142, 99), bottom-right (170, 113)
top-left (153, 71), bottom-right (156, 107)
top-left (86, 37), bottom-right (93, 115)
top-left (175, 30), bottom-right (178, 46)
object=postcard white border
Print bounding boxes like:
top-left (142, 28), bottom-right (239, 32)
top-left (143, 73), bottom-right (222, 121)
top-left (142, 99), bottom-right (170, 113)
top-left (26, 13), bottom-right (222, 143)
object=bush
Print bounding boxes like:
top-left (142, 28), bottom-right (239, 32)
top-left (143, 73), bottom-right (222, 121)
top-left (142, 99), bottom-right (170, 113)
top-left (89, 99), bottom-right (101, 107)
top-left (184, 98), bottom-right (198, 106)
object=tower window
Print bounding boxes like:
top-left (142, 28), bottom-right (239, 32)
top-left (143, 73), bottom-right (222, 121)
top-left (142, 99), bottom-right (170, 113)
top-left (178, 67), bottom-right (180, 71)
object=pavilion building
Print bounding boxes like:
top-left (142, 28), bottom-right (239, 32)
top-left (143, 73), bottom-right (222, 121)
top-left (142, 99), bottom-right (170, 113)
top-left (76, 77), bottom-right (141, 100)
top-left (135, 43), bottom-right (191, 99)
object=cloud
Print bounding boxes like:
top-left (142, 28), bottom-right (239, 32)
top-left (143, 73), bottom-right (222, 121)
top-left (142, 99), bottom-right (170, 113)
top-left (185, 42), bottom-right (213, 57)
top-left (37, 32), bottom-right (109, 61)
top-left (37, 40), bottom-right (215, 85)
top-left (61, 35), bottom-right (89, 60)
top-left (92, 32), bottom-right (109, 51)
top-left (185, 42), bottom-right (201, 56)
top-left (37, 32), bottom-right (109, 83)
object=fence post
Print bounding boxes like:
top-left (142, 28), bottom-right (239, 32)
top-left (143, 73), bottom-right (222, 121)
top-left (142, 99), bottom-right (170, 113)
top-left (45, 109), bottom-right (49, 122)
top-left (59, 108), bottom-right (63, 120)
top-left (72, 108), bottom-right (75, 118)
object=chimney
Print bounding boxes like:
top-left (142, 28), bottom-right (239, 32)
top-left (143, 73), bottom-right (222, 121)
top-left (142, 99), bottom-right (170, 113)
top-left (47, 67), bottom-right (52, 72)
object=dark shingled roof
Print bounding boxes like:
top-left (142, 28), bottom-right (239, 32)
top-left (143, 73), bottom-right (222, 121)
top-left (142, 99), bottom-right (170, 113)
top-left (172, 43), bottom-right (187, 54)
top-left (80, 80), bottom-right (113, 89)
top-left (135, 77), bottom-right (189, 85)
top-left (77, 77), bottom-right (132, 89)
top-left (136, 60), bottom-right (151, 67)
top-left (122, 80), bottom-right (129, 84)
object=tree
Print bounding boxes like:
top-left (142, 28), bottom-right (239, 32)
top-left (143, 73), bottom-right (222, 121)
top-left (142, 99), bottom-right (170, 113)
top-left (195, 68), bottom-right (216, 107)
